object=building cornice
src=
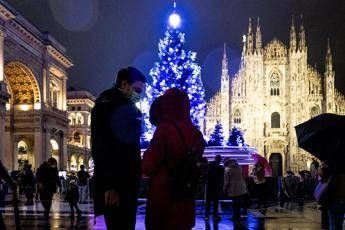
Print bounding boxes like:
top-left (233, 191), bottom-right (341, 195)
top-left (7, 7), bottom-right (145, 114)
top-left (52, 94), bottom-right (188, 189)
top-left (47, 45), bottom-right (73, 68)
top-left (0, 3), bottom-right (15, 21)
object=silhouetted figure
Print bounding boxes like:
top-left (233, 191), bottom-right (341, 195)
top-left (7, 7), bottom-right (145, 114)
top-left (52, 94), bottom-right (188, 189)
top-left (65, 179), bottom-right (82, 220)
top-left (0, 161), bottom-right (16, 230)
top-left (252, 162), bottom-right (267, 212)
top-left (143, 88), bottom-right (205, 230)
top-left (205, 155), bottom-right (224, 221)
top-left (223, 159), bottom-right (248, 221)
top-left (77, 165), bottom-right (90, 203)
top-left (91, 67), bottom-right (146, 230)
top-left (36, 158), bottom-right (61, 221)
top-left (21, 164), bottom-right (35, 205)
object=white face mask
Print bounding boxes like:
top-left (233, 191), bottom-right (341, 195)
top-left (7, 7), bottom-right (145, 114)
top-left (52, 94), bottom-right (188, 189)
top-left (130, 91), bottom-right (141, 103)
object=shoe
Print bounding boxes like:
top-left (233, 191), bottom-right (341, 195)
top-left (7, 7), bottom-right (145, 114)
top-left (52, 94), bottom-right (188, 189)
top-left (77, 211), bottom-right (82, 220)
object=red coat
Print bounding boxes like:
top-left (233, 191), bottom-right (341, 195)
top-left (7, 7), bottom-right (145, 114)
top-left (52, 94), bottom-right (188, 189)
top-left (143, 88), bottom-right (205, 230)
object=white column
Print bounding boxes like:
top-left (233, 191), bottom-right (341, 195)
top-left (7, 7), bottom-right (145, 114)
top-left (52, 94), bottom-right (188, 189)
top-left (61, 78), bottom-right (67, 111)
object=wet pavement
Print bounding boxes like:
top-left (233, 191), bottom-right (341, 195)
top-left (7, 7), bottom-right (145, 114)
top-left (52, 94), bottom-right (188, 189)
top-left (0, 195), bottom-right (339, 229)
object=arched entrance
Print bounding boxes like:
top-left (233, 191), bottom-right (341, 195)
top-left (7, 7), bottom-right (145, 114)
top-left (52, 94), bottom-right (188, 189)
top-left (4, 61), bottom-right (41, 110)
top-left (269, 153), bottom-right (283, 177)
top-left (4, 61), bottom-right (41, 170)
top-left (50, 139), bottom-right (60, 167)
top-left (17, 140), bottom-right (33, 170)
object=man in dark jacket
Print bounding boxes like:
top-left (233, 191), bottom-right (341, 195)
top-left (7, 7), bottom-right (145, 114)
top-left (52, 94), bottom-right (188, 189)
top-left (36, 158), bottom-right (61, 220)
top-left (205, 155), bottom-right (224, 221)
top-left (91, 67), bottom-right (146, 230)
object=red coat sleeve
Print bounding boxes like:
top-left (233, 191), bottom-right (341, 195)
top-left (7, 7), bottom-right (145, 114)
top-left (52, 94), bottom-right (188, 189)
top-left (142, 124), bottom-right (168, 177)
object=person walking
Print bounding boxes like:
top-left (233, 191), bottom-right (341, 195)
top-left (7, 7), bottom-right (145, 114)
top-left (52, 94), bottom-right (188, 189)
top-left (21, 164), bottom-right (35, 205)
top-left (252, 162), bottom-right (267, 212)
top-left (204, 155), bottom-right (224, 222)
top-left (65, 179), bottom-right (82, 220)
top-left (143, 88), bottom-right (205, 230)
top-left (0, 161), bottom-right (17, 230)
top-left (326, 167), bottom-right (345, 229)
top-left (77, 165), bottom-right (90, 203)
top-left (91, 67), bottom-right (146, 230)
top-left (223, 159), bottom-right (248, 221)
top-left (36, 158), bottom-right (61, 221)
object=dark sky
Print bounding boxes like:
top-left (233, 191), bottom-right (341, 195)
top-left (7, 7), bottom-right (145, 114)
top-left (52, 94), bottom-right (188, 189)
top-left (8, 0), bottom-right (345, 99)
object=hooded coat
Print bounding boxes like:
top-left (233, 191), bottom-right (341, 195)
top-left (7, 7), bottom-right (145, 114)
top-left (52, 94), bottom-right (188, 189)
top-left (91, 87), bottom-right (142, 216)
top-left (143, 88), bottom-right (205, 230)
top-left (223, 161), bottom-right (248, 198)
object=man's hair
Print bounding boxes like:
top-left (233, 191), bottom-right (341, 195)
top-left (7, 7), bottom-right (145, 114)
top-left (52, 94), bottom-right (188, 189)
top-left (80, 165), bottom-right (85, 169)
top-left (115, 67), bottom-right (146, 88)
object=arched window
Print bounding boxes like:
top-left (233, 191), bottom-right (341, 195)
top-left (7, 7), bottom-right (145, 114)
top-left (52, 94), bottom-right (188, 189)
top-left (271, 112), bottom-right (280, 128)
top-left (234, 109), bottom-right (241, 124)
top-left (50, 81), bottom-right (59, 109)
top-left (68, 113), bottom-right (76, 125)
top-left (310, 106), bottom-right (319, 118)
top-left (73, 132), bottom-right (81, 143)
top-left (76, 113), bottom-right (84, 125)
top-left (270, 72), bottom-right (280, 96)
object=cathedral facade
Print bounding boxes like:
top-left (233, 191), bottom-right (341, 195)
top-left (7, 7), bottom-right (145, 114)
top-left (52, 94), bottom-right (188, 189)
top-left (205, 17), bottom-right (345, 175)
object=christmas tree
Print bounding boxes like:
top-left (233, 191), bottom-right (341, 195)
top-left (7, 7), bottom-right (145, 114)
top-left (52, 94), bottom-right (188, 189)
top-left (208, 121), bottom-right (224, 146)
top-left (142, 3), bottom-right (206, 141)
top-left (227, 127), bottom-right (246, 147)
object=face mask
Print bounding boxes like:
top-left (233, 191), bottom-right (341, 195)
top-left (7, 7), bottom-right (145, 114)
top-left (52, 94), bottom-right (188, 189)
top-left (130, 91), bottom-right (141, 103)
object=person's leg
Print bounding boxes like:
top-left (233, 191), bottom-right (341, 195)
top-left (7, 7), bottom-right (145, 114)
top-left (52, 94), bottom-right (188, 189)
top-left (321, 206), bottom-right (329, 230)
top-left (74, 202), bottom-right (82, 217)
top-left (213, 195), bottom-right (220, 218)
top-left (232, 197), bottom-right (241, 220)
top-left (205, 192), bottom-right (211, 219)
top-left (40, 192), bottom-right (52, 219)
top-left (328, 200), bottom-right (345, 230)
top-left (103, 193), bottom-right (137, 230)
top-left (78, 186), bottom-right (83, 203)
top-left (68, 202), bottom-right (75, 217)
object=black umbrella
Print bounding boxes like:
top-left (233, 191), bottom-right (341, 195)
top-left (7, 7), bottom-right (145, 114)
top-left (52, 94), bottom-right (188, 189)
top-left (295, 113), bottom-right (345, 168)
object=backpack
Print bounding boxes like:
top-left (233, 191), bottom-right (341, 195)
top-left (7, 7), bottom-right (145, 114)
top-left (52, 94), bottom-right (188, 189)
top-left (168, 122), bottom-right (202, 199)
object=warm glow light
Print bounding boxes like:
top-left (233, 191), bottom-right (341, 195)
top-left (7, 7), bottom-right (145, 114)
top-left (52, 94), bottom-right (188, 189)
top-left (34, 102), bottom-right (41, 110)
top-left (50, 139), bottom-right (59, 150)
top-left (18, 104), bottom-right (31, 111)
top-left (169, 13), bottom-right (181, 28)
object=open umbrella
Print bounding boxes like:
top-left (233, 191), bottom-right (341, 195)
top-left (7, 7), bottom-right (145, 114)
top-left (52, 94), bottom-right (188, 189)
top-left (251, 153), bottom-right (272, 176)
top-left (295, 113), bottom-right (345, 169)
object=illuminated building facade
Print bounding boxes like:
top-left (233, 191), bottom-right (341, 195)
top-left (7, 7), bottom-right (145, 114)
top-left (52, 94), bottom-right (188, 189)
top-left (205, 17), bottom-right (345, 174)
top-left (0, 2), bottom-right (73, 170)
top-left (67, 90), bottom-right (95, 173)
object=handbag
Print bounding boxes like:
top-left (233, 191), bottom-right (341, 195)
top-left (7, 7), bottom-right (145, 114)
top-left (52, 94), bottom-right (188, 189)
top-left (313, 176), bottom-right (331, 203)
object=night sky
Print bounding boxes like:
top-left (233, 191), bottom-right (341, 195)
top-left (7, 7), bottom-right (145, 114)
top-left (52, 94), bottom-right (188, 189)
top-left (8, 0), bottom-right (345, 100)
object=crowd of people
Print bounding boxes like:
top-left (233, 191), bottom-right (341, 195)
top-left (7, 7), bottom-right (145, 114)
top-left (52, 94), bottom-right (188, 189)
top-left (0, 66), bottom-right (343, 230)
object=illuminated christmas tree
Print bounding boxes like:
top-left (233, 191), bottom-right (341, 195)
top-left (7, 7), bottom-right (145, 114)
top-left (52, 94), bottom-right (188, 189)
top-left (208, 121), bottom-right (224, 146)
top-left (227, 127), bottom-right (246, 147)
top-left (142, 3), bottom-right (206, 143)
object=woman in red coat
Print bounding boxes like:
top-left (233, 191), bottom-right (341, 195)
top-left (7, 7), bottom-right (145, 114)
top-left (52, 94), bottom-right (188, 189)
top-left (143, 88), bottom-right (205, 230)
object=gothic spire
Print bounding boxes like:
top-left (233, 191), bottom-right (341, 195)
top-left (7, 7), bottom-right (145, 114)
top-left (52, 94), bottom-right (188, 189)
top-left (246, 17), bottom-right (254, 54)
top-left (255, 17), bottom-right (262, 52)
top-left (290, 15), bottom-right (297, 52)
top-left (325, 38), bottom-right (333, 72)
top-left (299, 15), bottom-right (306, 50)
top-left (222, 43), bottom-right (229, 75)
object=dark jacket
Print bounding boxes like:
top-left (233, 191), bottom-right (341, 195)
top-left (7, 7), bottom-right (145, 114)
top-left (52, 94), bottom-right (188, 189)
top-left (143, 88), bottom-right (205, 230)
top-left (206, 161), bottom-right (224, 194)
top-left (36, 163), bottom-right (60, 194)
top-left (91, 87), bottom-right (142, 216)
top-left (65, 182), bottom-right (79, 203)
